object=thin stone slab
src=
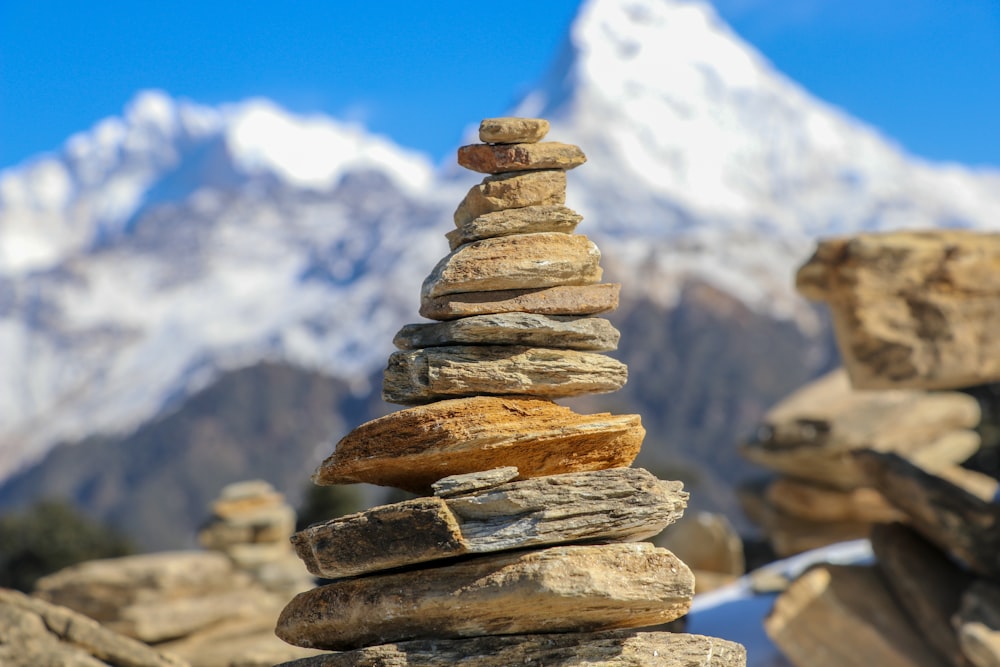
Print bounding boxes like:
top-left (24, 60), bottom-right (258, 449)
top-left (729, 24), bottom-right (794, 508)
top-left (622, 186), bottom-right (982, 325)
top-left (956, 582), bottom-right (1000, 667)
top-left (275, 543), bottom-right (695, 651)
top-left (446, 204), bottom-right (582, 250)
top-left (383, 345), bottom-right (627, 404)
top-left (393, 313), bottom-right (619, 351)
top-left (454, 170), bottom-right (566, 226)
top-left (765, 564), bottom-right (948, 667)
top-left (457, 142), bottom-right (586, 174)
top-left (274, 631), bottom-right (747, 667)
top-left (292, 468), bottom-right (688, 579)
top-left (313, 396), bottom-right (644, 492)
top-left (422, 233), bottom-right (601, 300)
top-left (479, 117), bottom-right (549, 144)
top-left (765, 476), bottom-right (904, 523)
top-left (420, 283), bottom-right (620, 321)
top-left (797, 231), bottom-right (1000, 390)
top-left (430, 467), bottom-right (520, 497)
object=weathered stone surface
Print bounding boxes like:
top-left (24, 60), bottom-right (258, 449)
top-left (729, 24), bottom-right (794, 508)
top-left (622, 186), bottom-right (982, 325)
top-left (766, 564), bottom-right (948, 667)
top-left (454, 170), bottom-right (566, 225)
top-left (276, 543), bottom-right (695, 651)
top-left (274, 630), bottom-right (747, 667)
top-left (0, 588), bottom-right (188, 667)
top-left (158, 613), bottom-right (322, 667)
top-left (766, 476), bottom-right (904, 523)
top-left (314, 396), bottom-right (644, 492)
top-left (797, 231), bottom-right (1000, 389)
top-left (292, 468), bottom-right (687, 579)
top-left (383, 345), bottom-right (627, 404)
top-left (394, 313), bottom-right (619, 351)
top-left (457, 142), bottom-right (586, 174)
top-left (430, 467), bottom-right (519, 497)
top-left (857, 451), bottom-right (1000, 579)
top-left (479, 117), bottom-right (549, 144)
top-left (422, 233), bottom-right (601, 300)
top-left (956, 581), bottom-right (1000, 667)
top-left (872, 522), bottom-right (975, 666)
top-left (656, 511), bottom-right (744, 579)
top-left (420, 283), bottom-right (620, 321)
top-left (446, 204), bottom-right (582, 249)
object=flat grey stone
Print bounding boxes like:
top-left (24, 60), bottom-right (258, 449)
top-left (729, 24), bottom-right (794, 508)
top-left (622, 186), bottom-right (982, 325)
top-left (393, 313), bottom-right (619, 351)
top-left (431, 467), bottom-right (519, 497)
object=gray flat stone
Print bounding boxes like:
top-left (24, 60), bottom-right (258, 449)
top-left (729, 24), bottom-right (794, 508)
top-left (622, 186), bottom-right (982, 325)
top-left (420, 283), bottom-right (620, 321)
top-left (393, 313), bottom-right (619, 351)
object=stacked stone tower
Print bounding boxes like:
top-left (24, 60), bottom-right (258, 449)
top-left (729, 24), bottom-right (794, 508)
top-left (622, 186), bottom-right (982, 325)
top-left (273, 118), bottom-right (746, 666)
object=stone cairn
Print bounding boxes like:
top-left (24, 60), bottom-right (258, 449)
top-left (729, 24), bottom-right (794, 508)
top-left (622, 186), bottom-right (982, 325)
top-left (273, 118), bottom-right (746, 666)
top-left (758, 231), bottom-right (1000, 667)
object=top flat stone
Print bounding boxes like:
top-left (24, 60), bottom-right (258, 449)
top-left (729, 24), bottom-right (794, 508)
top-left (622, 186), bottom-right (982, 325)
top-left (479, 117), bottom-right (550, 144)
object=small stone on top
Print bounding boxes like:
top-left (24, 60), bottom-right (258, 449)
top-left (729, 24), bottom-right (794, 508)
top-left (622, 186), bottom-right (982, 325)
top-left (479, 117), bottom-right (550, 144)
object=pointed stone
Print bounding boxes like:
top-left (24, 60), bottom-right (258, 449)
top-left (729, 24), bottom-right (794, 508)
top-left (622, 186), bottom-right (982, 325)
top-left (458, 142), bottom-right (586, 174)
top-left (420, 283), bottom-right (620, 321)
top-left (766, 476), bottom-right (904, 523)
top-left (393, 313), bottom-right (619, 351)
top-left (275, 543), bottom-right (695, 651)
top-left (956, 581), bottom-right (1000, 667)
top-left (274, 631), bottom-right (747, 667)
top-left (446, 204), bottom-right (582, 250)
top-left (479, 117), bottom-right (549, 144)
top-left (454, 171), bottom-right (566, 225)
top-left (422, 233), bottom-right (601, 300)
top-left (382, 345), bottom-right (627, 404)
top-left (292, 468), bottom-right (687, 579)
top-left (431, 467), bottom-right (520, 497)
top-left (314, 396), bottom-right (644, 493)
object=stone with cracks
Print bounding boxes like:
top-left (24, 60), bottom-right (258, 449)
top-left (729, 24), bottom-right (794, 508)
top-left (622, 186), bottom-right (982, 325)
top-left (446, 204), bottom-right (582, 250)
top-left (454, 170), bottom-right (566, 226)
top-left (393, 313), bottom-right (619, 351)
top-left (956, 581), bottom-right (1000, 667)
top-left (457, 142), bottom-right (586, 174)
top-left (292, 468), bottom-right (688, 579)
top-left (313, 396), bottom-right (643, 493)
top-left (382, 345), bottom-right (627, 404)
top-left (431, 467), bottom-right (520, 497)
top-left (420, 283), bottom-right (620, 321)
top-left (275, 543), bottom-right (694, 651)
top-left (478, 117), bottom-right (549, 144)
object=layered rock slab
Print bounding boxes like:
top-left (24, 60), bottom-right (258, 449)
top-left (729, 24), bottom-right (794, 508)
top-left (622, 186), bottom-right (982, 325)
top-left (393, 313), bottom-right (619, 351)
top-left (446, 204), bottom-right (582, 250)
top-left (420, 283), bottom-right (620, 321)
top-left (313, 396), bottom-right (644, 492)
top-left (276, 543), bottom-right (694, 651)
top-left (454, 170), bottom-right (566, 225)
top-left (292, 467), bottom-right (687, 579)
top-left (457, 142), bottom-right (586, 174)
top-left (478, 117), bottom-right (550, 143)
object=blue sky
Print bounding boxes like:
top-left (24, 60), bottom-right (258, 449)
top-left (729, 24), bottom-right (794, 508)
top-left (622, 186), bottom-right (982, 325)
top-left (1, 0), bottom-right (998, 170)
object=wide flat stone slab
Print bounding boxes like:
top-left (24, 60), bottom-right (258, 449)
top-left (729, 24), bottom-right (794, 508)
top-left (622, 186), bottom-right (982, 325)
top-left (275, 543), bottom-right (695, 651)
top-left (454, 170), bottom-right (566, 225)
top-left (422, 232), bottom-right (602, 300)
top-left (446, 204), bottom-right (582, 250)
top-left (292, 467), bottom-right (687, 579)
top-left (797, 231), bottom-right (1000, 390)
top-left (382, 345), bottom-right (627, 404)
top-left (420, 283), bottom-right (620, 321)
top-left (313, 396), bottom-right (644, 492)
top-left (274, 630), bottom-right (746, 667)
top-left (458, 142), bottom-right (586, 174)
top-left (478, 117), bottom-right (549, 144)
top-left (393, 313), bottom-right (619, 351)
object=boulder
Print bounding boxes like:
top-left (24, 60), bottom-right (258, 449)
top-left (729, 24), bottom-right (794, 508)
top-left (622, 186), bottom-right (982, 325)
top-left (446, 204), bottom-right (582, 249)
top-left (478, 117), bottom-right (549, 143)
top-left (420, 283), bottom-right (620, 321)
top-left (393, 313), bottom-right (619, 351)
top-left (457, 142), bottom-right (586, 174)
top-left (454, 170), bottom-right (566, 225)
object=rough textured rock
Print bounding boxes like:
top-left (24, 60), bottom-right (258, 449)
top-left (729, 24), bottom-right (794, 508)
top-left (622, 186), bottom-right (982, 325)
top-left (420, 283), bottom-right (620, 320)
top-left (292, 468), bottom-right (687, 579)
top-left (446, 204), bottom-right (582, 249)
top-left (421, 233), bottom-right (601, 300)
top-left (314, 396), bottom-right (643, 492)
top-left (872, 522), bottom-right (974, 666)
top-left (454, 170), bottom-right (566, 225)
top-left (383, 345), bottom-right (628, 404)
top-left (273, 630), bottom-right (746, 666)
top-left (797, 231), bottom-right (1000, 389)
top-left (766, 476), bottom-right (904, 523)
top-left (457, 142), bottom-right (586, 174)
top-left (956, 581), bottom-right (1000, 667)
top-left (478, 117), bottom-right (549, 144)
top-left (766, 564), bottom-right (948, 667)
top-left (276, 543), bottom-right (694, 651)
top-left (393, 313), bottom-right (619, 351)
top-left (0, 588), bottom-right (188, 667)
top-left (857, 451), bottom-right (1000, 578)
top-left (431, 467), bottom-right (520, 497)
top-left (656, 511), bottom-right (744, 591)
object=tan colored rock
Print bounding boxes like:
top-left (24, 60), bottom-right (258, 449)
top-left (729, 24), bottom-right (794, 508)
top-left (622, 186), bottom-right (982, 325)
top-left (383, 345), bottom-right (627, 404)
top-left (656, 511), bottom-right (744, 577)
top-left (210, 480), bottom-right (285, 518)
top-left (314, 397), bottom-right (643, 492)
top-left (276, 543), bottom-right (694, 651)
top-left (446, 204), bottom-right (582, 249)
top-left (766, 476), bottom-right (905, 523)
top-left (430, 466), bottom-right (519, 497)
top-left (393, 313), bottom-right (619, 351)
top-left (422, 233), bottom-right (601, 300)
top-left (457, 142), bottom-right (586, 174)
top-left (420, 283), bottom-right (620, 321)
top-left (479, 117), bottom-right (550, 144)
top-left (956, 581), bottom-right (1000, 667)
top-left (797, 231), bottom-right (1000, 389)
top-left (454, 170), bottom-right (566, 225)
top-left (765, 564), bottom-right (948, 667)
top-left (292, 468), bottom-right (687, 579)
top-left (274, 630), bottom-right (746, 666)
top-left (158, 613), bottom-right (321, 667)
top-left (198, 504), bottom-right (296, 549)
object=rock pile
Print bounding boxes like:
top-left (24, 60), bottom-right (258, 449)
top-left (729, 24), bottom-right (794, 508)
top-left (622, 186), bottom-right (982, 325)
top-left (763, 231), bottom-right (1000, 667)
top-left (273, 118), bottom-right (746, 666)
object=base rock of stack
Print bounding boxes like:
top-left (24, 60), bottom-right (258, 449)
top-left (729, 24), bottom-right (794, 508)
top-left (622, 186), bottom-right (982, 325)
top-left (274, 630), bottom-right (746, 667)
top-left (446, 204), bottom-right (582, 249)
top-left (957, 582), bottom-right (1000, 667)
top-left (313, 396), bottom-right (643, 492)
top-left (420, 283), bottom-right (620, 320)
top-left (457, 142), bottom-right (586, 174)
top-left (393, 313), bottom-right (619, 351)
top-left (276, 543), bottom-right (694, 651)
top-left (454, 170), bottom-right (566, 225)
top-left (292, 467), bottom-right (687, 579)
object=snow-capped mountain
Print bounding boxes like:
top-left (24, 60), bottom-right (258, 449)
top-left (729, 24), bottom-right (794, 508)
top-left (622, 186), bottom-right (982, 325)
top-left (2, 0), bottom-right (999, 483)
